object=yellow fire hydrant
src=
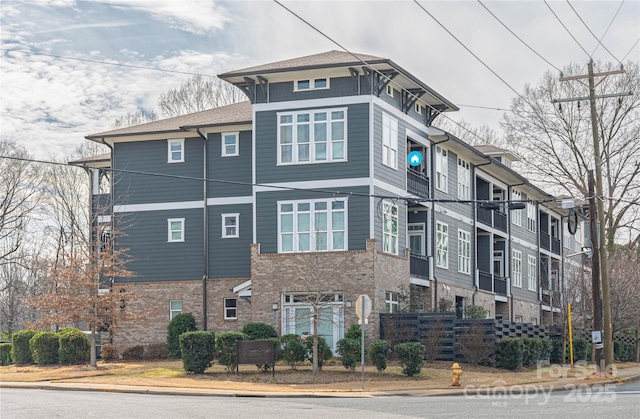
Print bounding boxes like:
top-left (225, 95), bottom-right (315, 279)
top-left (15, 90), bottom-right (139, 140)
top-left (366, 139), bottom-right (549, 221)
top-left (451, 363), bottom-right (462, 387)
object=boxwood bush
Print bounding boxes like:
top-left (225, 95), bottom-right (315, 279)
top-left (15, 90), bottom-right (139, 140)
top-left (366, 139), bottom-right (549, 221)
top-left (11, 330), bottom-right (38, 365)
top-left (167, 313), bottom-right (197, 358)
top-left (57, 328), bottom-right (90, 364)
top-left (521, 338), bottom-right (543, 367)
top-left (0, 343), bottom-right (12, 365)
top-left (304, 335), bottom-right (333, 370)
top-left (279, 334), bottom-right (308, 370)
top-left (394, 342), bottom-right (424, 376)
top-left (180, 331), bottom-right (215, 374)
top-left (614, 341), bottom-right (635, 362)
top-left (336, 338), bottom-right (361, 371)
top-left (30, 331), bottom-right (59, 365)
top-left (242, 322), bottom-right (278, 340)
top-left (215, 332), bottom-right (245, 372)
top-left (369, 340), bottom-right (392, 372)
top-left (496, 338), bottom-right (524, 370)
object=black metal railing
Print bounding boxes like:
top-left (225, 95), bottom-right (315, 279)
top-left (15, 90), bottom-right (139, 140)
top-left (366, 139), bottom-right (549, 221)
top-left (407, 169), bottom-right (430, 198)
top-left (410, 252), bottom-right (430, 278)
top-left (494, 276), bottom-right (507, 295)
top-left (477, 207), bottom-right (492, 226)
top-left (540, 231), bottom-right (550, 251)
top-left (494, 211), bottom-right (507, 232)
top-left (551, 238), bottom-right (561, 254)
top-left (479, 271), bottom-right (492, 292)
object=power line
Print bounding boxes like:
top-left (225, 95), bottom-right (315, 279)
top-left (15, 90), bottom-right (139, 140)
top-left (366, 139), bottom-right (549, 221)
top-left (566, 0), bottom-right (623, 65)
top-left (477, 0), bottom-right (563, 74)
top-left (587, 0), bottom-right (625, 60)
top-left (543, 0), bottom-right (592, 59)
top-left (621, 38), bottom-right (640, 62)
top-left (456, 104), bottom-right (510, 112)
top-left (0, 48), bottom-right (217, 78)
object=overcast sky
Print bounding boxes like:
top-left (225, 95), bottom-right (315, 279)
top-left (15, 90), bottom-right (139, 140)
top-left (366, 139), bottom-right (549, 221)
top-left (1, 0), bottom-right (638, 159)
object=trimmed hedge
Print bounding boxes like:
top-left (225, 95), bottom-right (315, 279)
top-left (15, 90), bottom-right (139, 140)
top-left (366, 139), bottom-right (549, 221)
top-left (614, 341), bottom-right (635, 362)
top-left (521, 338), bottom-right (543, 367)
top-left (279, 334), bottom-right (308, 369)
top-left (215, 332), bottom-right (245, 372)
top-left (0, 343), bottom-right (12, 365)
top-left (180, 331), bottom-right (215, 374)
top-left (100, 343), bottom-right (118, 362)
top-left (369, 340), bottom-right (391, 372)
top-left (304, 335), bottom-right (333, 370)
top-left (242, 323), bottom-right (278, 340)
top-left (167, 313), bottom-right (197, 358)
top-left (336, 338), bottom-right (361, 371)
top-left (30, 331), bottom-right (59, 365)
top-left (496, 338), bottom-right (524, 370)
top-left (573, 339), bottom-right (590, 361)
top-left (12, 330), bottom-right (38, 365)
top-left (57, 328), bottom-right (90, 364)
top-left (550, 339), bottom-right (564, 364)
top-left (394, 342), bottom-right (424, 376)
top-left (122, 345), bottom-right (144, 360)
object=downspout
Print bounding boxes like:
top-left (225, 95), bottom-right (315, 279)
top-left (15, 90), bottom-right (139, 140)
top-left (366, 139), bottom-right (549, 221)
top-left (507, 186), bottom-right (513, 322)
top-left (472, 165), bottom-right (478, 307)
top-left (196, 129), bottom-right (209, 331)
top-left (101, 138), bottom-right (114, 347)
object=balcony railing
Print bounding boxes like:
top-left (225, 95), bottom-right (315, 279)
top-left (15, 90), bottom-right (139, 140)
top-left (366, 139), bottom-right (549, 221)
top-left (410, 252), bottom-right (430, 278)
top-left (494, 211), bottom-right (507, 232)
top-left (478, 271), bottom-right (507, 295)
top-left (407, 169), bottom-right (430, 198)
top-left (551, 238), bottom-right (561, 254)
top-left (476, 207), bottom-right (507, 233)
top-left (494, 276), bottom-right (507, 296)
top-left (477, 207), bottom-right (492, 226)
top-left (540, 231), bottom-right (550, 251)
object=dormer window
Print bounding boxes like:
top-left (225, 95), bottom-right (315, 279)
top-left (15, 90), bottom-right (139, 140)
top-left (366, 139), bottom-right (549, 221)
top-left (295, 78), bottom-right (329, 91)
top-left (386, 84), bottom-right (394, 97)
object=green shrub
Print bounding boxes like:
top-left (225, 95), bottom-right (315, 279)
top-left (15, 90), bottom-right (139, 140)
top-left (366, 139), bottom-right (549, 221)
top-left (167, 313), bottom-right (197, 358)
top-left (573, 339), bottom-right (590, 361)
top-left (345, 324), bottom-right (362, 340)
top-left (304, 335), bottom-right (333, 370)
top-left (0, 343), bottom-right (12, 365)
top-left (215, 332), bottom-right (245, 372)
top-left (29, 332), bottom-right (59, 365)
top-left (180, 331), bottom-right (215, 374)
top-left (369, 340), bottom-right (391, 372)
top-left (336, 338), bottom-right (361, 371)
top-left (496, 338), bottom-right (524, 370)
top-left (540, 339), bottom-right (552, 361)
top-left (614, 341), bottom-right (635, 362)
top-left (57, 328), bottom-right (90, 364)
top-left (144, 343), bottom-right (171, 360)
top-left (521, 338), bottom-right (543, 367)
top-left (394, 342), bottom-right (424, 376)
top-left (242, 322), bottom-right (278, 340)
top-left (11, 330), bottom-right (38, 365)
top-left (463, 305), bottom-right (487, 319)
top-left (279, 334), bottom-right (308, 370)
top-left (122, 345), bottom-right (144, 360)
top-left (550, 339), bottom-right (564, 364)
top-left (100, 343), bottom-right (118, 362)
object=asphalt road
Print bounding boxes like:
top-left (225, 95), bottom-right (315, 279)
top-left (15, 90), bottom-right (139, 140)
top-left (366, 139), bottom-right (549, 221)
top-left (1, 383), bottom-right (639, 419)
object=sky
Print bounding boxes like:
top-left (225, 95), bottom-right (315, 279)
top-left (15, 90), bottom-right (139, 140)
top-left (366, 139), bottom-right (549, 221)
top-left (1, 0), bottom-right (638, 159)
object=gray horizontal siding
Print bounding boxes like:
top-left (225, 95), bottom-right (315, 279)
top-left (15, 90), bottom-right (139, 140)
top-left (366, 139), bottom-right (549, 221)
top-left (208, 203), bottom-right (252, 278)
top-left (448, 150), bottom-right (474, 218)
top-left (113, 138), bottom-right (204, 206)
top-left (373, 186), bottom-right (407, 257)
top-left (255, 186), bottom-right (370, 254)
top-left (433, 212), bottom-right (474, 288)
top-left (510, 241), bottom-right (539, 300)
top-left (206, 130), bottom-right (252, 198)
top-left (267, 77), bottom-right (358, 103)
top-left (114, 208), bottom-right (204, 282)
top-left (510, 192), bottom-right (538, 244)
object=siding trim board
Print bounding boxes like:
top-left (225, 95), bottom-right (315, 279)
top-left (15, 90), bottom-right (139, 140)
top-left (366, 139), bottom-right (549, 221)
top-left (254, 178), bottom-right (369, 193)
top-left (207, 196), bottom-right (253, 206)
top-left (116, 198), bottom-right (255, 213)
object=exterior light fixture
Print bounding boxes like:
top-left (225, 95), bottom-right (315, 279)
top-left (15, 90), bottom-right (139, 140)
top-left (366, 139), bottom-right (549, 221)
top-left (272, 303), bottom-right (279, 311)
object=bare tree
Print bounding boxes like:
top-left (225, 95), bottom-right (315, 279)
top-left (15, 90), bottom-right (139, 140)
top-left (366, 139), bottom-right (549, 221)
top-left (158, 76), bottom-right (246, 117)
top-left (608, 244), bottom-right (640, 359)
top-left (433, 118), bottom-right (506, 147)
top-left (503, 61), bottom-right (640, 247)
top-left (112, 108), bottom-right (158, 129)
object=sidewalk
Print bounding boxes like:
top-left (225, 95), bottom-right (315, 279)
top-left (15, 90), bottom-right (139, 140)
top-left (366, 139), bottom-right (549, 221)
top-left (2, 365), bottom-right (639, 398)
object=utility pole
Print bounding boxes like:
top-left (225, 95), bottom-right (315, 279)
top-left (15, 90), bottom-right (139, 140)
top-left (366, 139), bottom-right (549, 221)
top-left (553, 61), bottom-right (632, 369)
top-left (587, 170), bottom-right (603, 371)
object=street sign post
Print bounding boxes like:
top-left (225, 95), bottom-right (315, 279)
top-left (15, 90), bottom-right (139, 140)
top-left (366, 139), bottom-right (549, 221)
top-left (355, 294), bottom-right (371, 390)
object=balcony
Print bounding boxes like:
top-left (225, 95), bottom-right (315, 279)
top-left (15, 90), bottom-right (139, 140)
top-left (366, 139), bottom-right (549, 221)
top-left (410, 252), bottom-right (430, 278)
top-left (476, 207), bottom-right (507, 233)
top-left (407, 169), bottom-right (430, 198)
top-left (540, 231), bottom-right (550, 251)
top-left (478, 271), bottom-right (507, 296)
top-left (551, 238), bottom-right (561, 254)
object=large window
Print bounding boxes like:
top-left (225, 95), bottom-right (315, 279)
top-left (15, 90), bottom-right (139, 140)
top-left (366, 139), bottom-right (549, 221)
top-left (224, 298), bottom-right (237, 319)
top-left (382, 113), bottom-right (398, 169)
top-left (221, 213), bottom-right (239, 238)
top-left (169, 300), bottom-right (182, 320)
top-left (435, 146), bottom-right (448, 192)
top-left (279, 198), bottom-right (347, 253)
top-left (512, 190), bottom-right (522, 226)
top-left (527, 203), bottom-right (537, 232)
top-left (221, 132), bottom-right (239, 157)
top-left (457, 158), bottom-right (470, 200)
top-left (436, 222), bottom-right (448, 268)
top-left (167, 139), bottom-right (184, 163)
top-left (382, 201), bottom-right (398, 254)
top-left (528, 255), bottom-right (537, 291)
top-left (167, 218), bottom-right (184, 242)
top-left (458, 229), bottom-right (471, 274)
top-left (278, 108), bottom-right (346, 165)
top-left (385, 291), bottom-right (399, 313)
top-left (512, 250), bottom-right (522, 288)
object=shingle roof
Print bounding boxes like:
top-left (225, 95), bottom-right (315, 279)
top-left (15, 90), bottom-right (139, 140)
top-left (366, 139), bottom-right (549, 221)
top-left (86, 101), bottom-right (252, 140)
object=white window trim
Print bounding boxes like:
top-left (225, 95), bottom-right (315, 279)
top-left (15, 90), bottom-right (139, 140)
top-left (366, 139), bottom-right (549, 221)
top-left (169, 300), bottom-right (182, 320)
top-left (386, 84), bottom-right (394, 97)
top-left (167, 218), bottom-right (185, 242)
top-left (221, 213), bottom-right (239, 238)
top-left (221, 132), bottom-right (239, 157)
top-left (167, 139), bottom-right (185, 163)
top-left (408, 223), bottom-right (425, 256)
top-left (294, 78), bottom-right (330, 92)
top-left (457, 158), bottom-right (470, 200)
top-left (385, 291), bottom-right (399, 313)
top-left (277, 107), bottom-right (347, 165)
top-left (414, 102), bottom-right (423, 115)
top-left (458, 229), bottom-right (471, 274)
top-left (512, 190), bottom-right (522, 227)
top-left (528, 255), bottom-right (537, 291)
top-left (436, 221), bottom-right (448, 269)
top-left (382, 201), bottom-right (399, 255)
top-left (224, 298), bottom-right (237, 320)
top-left (512, 250), bottom-right (522, 288)
top-left (527, 203), bottom-right (537, 232)
top-left (435, 146), bottom-right (448, 193)
top-left (278, 198), bottom-right (348, 253)
top-left (382, 113), bottom-right (398, 170)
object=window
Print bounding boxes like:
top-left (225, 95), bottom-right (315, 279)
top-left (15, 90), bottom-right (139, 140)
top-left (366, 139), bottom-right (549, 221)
top-left (436, 222), bottom-right (448, 268)
top-left (382, 201), bottom-right (398, 254)
top-left (512, 250), bottom-right (522, 288)
top-left (385, 291), bottom-right (399, 313)
top-left (408, 223), bottom-right (425, 255)
top-left (221, 213), bottom-right (239, 238)
top-left (382, 113), bottom-right (398, 169)
top-left (278, 108), bottom-right (346, 164)
top-left (279, 198), bottom-right (347, 252)
top-left (295, 78), bottom-right (329, 91)
top-left (168, 218), bottom-right (184, 242)
top-left (167, 139), bottom-right (184, 163)
top-left (435, 146), bottom-right (448, 192)
top-left (221, 132), bottom-right (239, 157)
top-left (170, 300), bottom-right (182, 320)
top-left (415, 102), bottom-right (423, 115)
top-left (224, 298), bottom-right (237, 319)
top-left (457, 158), bottom-right (470, 200)
top-left (386, 84), bottom-right (394, 97)
top-left (528, 255), bottom-right (537, 291)
top-left (458, 230), bottom-right (471, 274)
top-left (515, 315), bottom-right (523, 323)
top-left (531, 317), bottom-right (538, 325)
top-left (512, 190), bottom-right (522, 226)
top-left (527, 203), bottom-right (537, 232)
